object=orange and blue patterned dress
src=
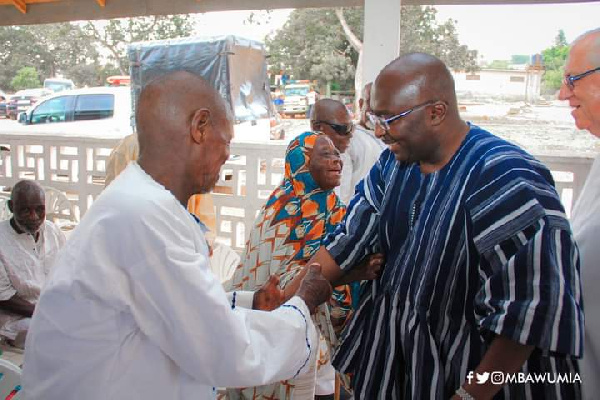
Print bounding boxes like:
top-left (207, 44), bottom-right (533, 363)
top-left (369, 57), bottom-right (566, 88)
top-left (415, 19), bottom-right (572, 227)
top-left (226, 132), bottom-right (351, 399)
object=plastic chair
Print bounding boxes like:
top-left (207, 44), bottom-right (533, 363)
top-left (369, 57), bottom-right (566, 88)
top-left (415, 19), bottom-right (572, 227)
top-left (0, 194), bottom-right (11, 221)
top-left (0, 359), bottom-right (22, 399)
top-left (209, 243), bottom-right (241, 283)
top-left (43, 186), bottom-right (78, 229)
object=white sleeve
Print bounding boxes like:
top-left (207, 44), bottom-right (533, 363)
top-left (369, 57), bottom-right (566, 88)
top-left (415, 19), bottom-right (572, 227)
top-left (0, 254), bottom-right (16, 301)
top-left (226, 290), bottom-right (254, 309)
top-left (126, 214), bottom-right (318, 388)
top-left (339, 152), bottom-right (354, 205)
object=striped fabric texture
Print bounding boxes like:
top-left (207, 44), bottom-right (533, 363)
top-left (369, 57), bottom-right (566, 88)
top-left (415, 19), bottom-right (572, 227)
top-left (325, 125), bottom-right (584, 399)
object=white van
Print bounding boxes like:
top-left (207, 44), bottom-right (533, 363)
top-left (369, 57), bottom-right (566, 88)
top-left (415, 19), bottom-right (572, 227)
top-left (43, 78), bottom-right (75, 93)
top-left (16, 87), bottom-right (132, 138)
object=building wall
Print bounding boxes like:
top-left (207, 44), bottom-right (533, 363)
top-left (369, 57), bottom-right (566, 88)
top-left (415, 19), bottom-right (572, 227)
top-left (453, 69), bottom-right (543, 102)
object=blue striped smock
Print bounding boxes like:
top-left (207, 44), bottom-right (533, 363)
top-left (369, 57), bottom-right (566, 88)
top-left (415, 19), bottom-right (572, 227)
top-left (325, 125), bottom-right (583, 399)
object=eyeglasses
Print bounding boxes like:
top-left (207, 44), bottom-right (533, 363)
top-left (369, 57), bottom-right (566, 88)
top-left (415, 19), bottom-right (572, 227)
top-left (368, 100), bottom-right (438, 132)
top-left (315, 121), bottom-right (354, 136)
top-left (564, 66), bottom-right (600, 90)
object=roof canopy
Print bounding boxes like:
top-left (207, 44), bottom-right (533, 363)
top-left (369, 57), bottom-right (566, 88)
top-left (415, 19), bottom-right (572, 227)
top-left (1, 0), bottom-right (597, 26)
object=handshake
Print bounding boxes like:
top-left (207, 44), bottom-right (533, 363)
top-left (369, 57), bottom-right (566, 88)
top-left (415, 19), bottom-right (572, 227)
top-left (252, 253), bottom-right (384, 312)
top-left (252, 264), bottom-right (332, 313)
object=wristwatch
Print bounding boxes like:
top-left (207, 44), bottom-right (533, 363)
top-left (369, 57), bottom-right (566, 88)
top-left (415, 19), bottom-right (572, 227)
top-left (456, 387), bottom-right (476, 400)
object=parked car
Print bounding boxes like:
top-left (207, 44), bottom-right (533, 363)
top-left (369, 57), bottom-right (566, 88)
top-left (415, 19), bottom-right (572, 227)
top-left (0, 91), bottom-right (8, 119)
top-left (14, 86), bottom-right (132, 138)
top-left (7, 88), bottom-right (53, 119)
top-left (43, 78), bottom-right (75, 93)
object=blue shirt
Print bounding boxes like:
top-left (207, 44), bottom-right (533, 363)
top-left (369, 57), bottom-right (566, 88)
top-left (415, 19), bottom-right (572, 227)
top-left (325, 125), bottom-right (583, 399)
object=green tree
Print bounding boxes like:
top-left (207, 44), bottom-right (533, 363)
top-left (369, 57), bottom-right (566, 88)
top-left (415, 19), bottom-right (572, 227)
top-left (541, 30), bottom-right (569, 93)
top-left (266, 7), bottom-right (478, 91)
top-left (488, 60), bottom-right (511, 69)
top-left (82, 15), bottom-right (195, 75)
top-left (11, 67), bottom-right (41, 90)
top-left (0, 23), bottom-right (103, 90)
top-left (0, 16), bottom-right (194, 91)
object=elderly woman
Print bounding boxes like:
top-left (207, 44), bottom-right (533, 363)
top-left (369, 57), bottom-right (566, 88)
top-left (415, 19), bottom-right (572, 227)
top-left (226, 132), bottom-right (379, 399)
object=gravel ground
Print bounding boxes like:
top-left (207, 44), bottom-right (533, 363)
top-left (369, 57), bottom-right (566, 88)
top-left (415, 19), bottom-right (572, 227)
top-left (281, 101), bottom-right (599, 157)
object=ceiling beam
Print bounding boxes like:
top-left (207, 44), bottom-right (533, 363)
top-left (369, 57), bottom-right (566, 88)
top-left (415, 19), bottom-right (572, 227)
top-left (0, 0), bottom-right (599, 26)
top-left (11, 0), bottom-right (26, 13)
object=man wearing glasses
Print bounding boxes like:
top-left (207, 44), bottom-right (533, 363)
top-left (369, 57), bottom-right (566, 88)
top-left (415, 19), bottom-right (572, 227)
top-left (310, 99), bottom-right (355, 203)
top-left (286, 52), bottom-right (583, 399)
top-left (310, 98), bottom-right (354, 154)
top-left (559, 28), bottom-right (600, 400)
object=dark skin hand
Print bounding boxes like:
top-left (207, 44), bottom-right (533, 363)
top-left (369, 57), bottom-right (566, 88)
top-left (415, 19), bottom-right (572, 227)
top-left (334, 253), bottom-right (384, 286)
top-left (252, 275), bottom-right (285, 311)
top-left (253, 264), bottom-right (335, 313)
top-left (450, 335), bottom-right (534, 400)
top-left (295, 264), bottom-right (333, 314)
top-left (0, 294), bottom-right (35, 317)
top-left (283, 251), bottom-right (385, 302)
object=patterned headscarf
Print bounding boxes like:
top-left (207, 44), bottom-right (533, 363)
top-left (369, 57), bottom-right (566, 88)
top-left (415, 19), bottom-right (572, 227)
top-left (229, 131), bottom-right (345, 289)
top-left (225, 132), bottom-right (352, 399)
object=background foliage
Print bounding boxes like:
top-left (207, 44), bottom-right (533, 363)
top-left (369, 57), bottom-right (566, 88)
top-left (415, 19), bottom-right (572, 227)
top-left (265, 7), bottom-right (479, 90)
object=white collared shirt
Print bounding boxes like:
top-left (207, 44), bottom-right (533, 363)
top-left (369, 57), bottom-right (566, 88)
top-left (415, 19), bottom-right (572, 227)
top-left (23, 163), bottom-right (317, 399)
top-left (0, 220), bottom-right (65, 340)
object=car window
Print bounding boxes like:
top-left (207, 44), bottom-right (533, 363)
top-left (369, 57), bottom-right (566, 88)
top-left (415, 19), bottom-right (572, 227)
top-left (284, 87), bottom-right (309, 96)
top-left (30, 96), bottom-right (69, 124)
top-left (74, 94), bottom-right (114, 121)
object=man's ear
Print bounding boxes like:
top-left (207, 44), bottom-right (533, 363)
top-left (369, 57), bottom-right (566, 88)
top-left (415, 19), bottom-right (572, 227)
top-left (430, 102), bottom-right (447, 126)
top-left (311, 121), bottom-right (319, 132)
top-left (359, 98), bottom-right (364, 110)
top-left (190, 109), bottom-right (211, 144)
top-left (7, 200), bottom-right (13, 213)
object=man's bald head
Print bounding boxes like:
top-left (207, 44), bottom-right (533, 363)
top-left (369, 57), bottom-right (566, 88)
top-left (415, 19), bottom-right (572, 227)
top-left (136, 71), bottom-right (232, 157)
top-left (572, 28), bottom-right (600, 66)
top-left (310, 98), bottom-right (353, 153)
top-left (374, 53), bottom-right (458, 111)
top-left (370, 53), bottom-right (469, 171)
top-left (11, 180), bottom-right (44, 203)
top-left (135, 71), bottom-right (235, 203)
top-left (310, 98), bottom-right (349, 123)
top-left (559, 28), bottom-right (600, 137)
top-left (9, 180), bottom-right (46, 235)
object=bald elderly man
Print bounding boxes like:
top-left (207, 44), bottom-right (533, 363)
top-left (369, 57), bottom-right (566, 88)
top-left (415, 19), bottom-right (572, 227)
top-left (558, 28), bottom-right (600, 400)
top-left (23, 71), bottom-right (333, 399)
top-left (0, 180), bottom-right (65, 348)
top-left (286, 53), bottom-right (583, 399)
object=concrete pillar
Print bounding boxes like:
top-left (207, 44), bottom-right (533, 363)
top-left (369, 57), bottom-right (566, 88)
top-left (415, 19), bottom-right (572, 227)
top-left (362, 0), bottom-right (402, 84)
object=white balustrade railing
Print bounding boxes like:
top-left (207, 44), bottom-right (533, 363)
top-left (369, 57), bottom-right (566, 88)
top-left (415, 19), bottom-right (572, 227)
top-left (0, 133), bottom-right (594, 253)
top-left (0, 133), bottom-right (119, 219)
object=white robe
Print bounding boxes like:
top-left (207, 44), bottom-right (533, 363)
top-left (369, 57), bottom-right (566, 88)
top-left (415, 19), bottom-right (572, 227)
top-left (337, 124), bottom-right (385, 205)
top-left (571, 155), bottom-right (600, 399)
top-left (23, 162), bottom-right (318, 399)
top-left (0, 220), bottom-right (65, 340)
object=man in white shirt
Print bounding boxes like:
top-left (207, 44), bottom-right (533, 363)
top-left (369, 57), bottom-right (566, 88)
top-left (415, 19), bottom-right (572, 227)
top-left (23, 71), bottom-right (332, 399)
top-left (558, 27), bottom-right (600, 400)
top-left (0, 180), bottom-right (65, 348)
top-left (338, 83), bottom-right (386, 205)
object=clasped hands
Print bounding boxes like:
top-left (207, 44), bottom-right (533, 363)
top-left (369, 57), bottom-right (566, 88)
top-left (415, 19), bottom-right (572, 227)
top-left (252, 253), bottom-right (384, 312)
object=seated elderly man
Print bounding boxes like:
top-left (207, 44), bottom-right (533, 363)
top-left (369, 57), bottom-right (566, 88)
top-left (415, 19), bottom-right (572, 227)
top-left (0, 180), bottom-right (65, 348)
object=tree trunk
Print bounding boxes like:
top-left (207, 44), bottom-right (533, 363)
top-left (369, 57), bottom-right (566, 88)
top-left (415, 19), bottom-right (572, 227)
top-left (335, 8), bottom-right (363, 114)
top-left (354, 48), bottom-right (364, 114)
